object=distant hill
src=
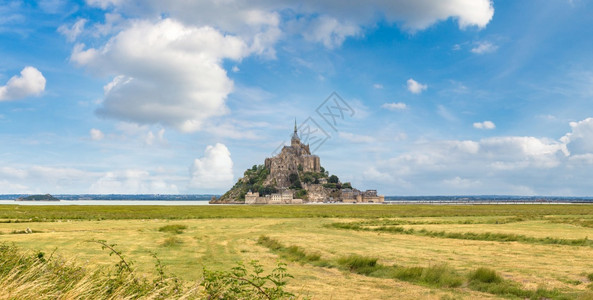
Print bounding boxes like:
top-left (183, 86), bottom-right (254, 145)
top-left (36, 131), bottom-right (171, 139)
top-left (16, 194), bottom-right (60, 201)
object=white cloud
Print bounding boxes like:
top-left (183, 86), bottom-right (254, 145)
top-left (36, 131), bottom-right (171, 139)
top-left (0, 180), bottom-right (31, 193)
top-left (0, 67), bottom-right (46, 101)
top-left (339, 132), bottom-right (375, 143)
top-left (72, 19), bottom-right (250, 132)
top-left (145, 128), bottom-right (166, 145)
top-left (473, 120), bottom-right (496, 129)
top-left (366, 128), bottom-right (580, 195)
top-left (83, 0), bottom-right (493, 50)
top-left (90, 128), bottom-right (105, 140)
top-left (58, 18), bottom-right (87, 42)
top-left (407, 78), bottom-right (427, 94)
top-left (189, 143), bottom-right (234, 190)
top-left (560, 117), bottom-right (593, 155)
top-left (0, 164), bottom-right (182, 194)
top-left (302, 15), bottom-right (361, 49)
top-left (382, 102), bottom-right (407, 111)
top-left (471, 41), bottom-right (498, 54)
top-left (89, 169), bottom-right (179, 194)
top-left (373, 83), bottom-right (383, 89)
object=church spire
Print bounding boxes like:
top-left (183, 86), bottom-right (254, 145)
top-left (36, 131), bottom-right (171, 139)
top-left (291, 118), bottom-right (300, 143)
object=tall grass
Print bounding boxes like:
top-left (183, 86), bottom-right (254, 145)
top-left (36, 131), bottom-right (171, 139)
top-left (0, 242), bottom-right (298, 299)
top-left (0, 243), bottom-right (199, 299)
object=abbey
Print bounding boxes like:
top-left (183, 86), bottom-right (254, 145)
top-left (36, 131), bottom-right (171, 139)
top-left (212, 121), bottom-right (384, 204)
top-left (264, 122), bottom-right (321, 187)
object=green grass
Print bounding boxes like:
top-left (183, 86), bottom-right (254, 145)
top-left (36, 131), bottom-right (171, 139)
top-left (3, 204), bottom-right (593, 221)
top-left (257, 236), bottom-right (574, 297)
top-left (158, 224), bottom-right (187, 234)
top-left (257, 235), bottom-right (326, 265)
top-left (467, 267), bottom-right (565, 299)
top-left (336, 254), bottom-right (379, 275)
top-left (329, 221), bottom-right (593, 247)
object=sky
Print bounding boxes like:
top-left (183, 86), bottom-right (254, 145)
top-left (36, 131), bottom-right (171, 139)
top-left (1, 0), bottom-right (593, 196)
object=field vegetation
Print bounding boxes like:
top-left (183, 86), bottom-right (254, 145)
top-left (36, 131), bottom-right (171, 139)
top-left (2, 204), bottom-right (593, 299)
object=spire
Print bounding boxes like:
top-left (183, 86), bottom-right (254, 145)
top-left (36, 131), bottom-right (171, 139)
top-left (291, 118), bottom-right (300, 143)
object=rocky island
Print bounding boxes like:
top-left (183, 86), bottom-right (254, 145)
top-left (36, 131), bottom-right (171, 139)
top-left (211, 122), bottom-right (384, 204)
top-left (16, 194), bottom-right (60, 201)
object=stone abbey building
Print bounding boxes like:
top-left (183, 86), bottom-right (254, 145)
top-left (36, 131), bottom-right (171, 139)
top-left (213, 121), bottom-right (384, 204)
top-left (263, 122), bottom-right (321, 187)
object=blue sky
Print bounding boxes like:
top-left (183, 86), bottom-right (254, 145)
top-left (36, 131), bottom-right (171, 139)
top-left (1, 0), bottom-right (593, 195)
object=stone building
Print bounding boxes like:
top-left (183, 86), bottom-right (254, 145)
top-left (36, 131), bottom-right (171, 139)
top-left (264, 121), bottom-right (320, 187)
top-left (215, 120), bottom-right (384, 204)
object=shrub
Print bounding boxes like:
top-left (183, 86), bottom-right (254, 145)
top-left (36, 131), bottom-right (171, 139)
top-left (158, 224), bottom-right (187, 234)
top-left (588, 273), bottom-right (593, 282)
top-left (202, 260), bottom-right (294, 300)
top-left (469, 267), bottom-right (502, 284)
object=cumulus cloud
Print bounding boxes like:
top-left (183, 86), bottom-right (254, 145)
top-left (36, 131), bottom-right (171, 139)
top-left (72, 19), bottom-right (249, 132)
top-left (0, 67), bottom-right (46, 101)
top-left (86, 0), bottom-right (493, 47)
top-left (407, 78), bottom-right (427, 94)
top-left (560, 117), bottom-right (593, 155)
top-left (90, 128), bottom-right (105, 140)
top-left (471, 41), bottom-right (498, 54)
top-left (364, 125), bottom-right (588, 195)
top-left (65, 0), bottom-right (494, 132)
top-left (382, 102), bottom-right (407, 111)
top-left (473, 120), bottom-right (495, 129)
top-left (302, 15), bottom-right (361, 49)
top-left (189, 143), bottom-right (234, 190)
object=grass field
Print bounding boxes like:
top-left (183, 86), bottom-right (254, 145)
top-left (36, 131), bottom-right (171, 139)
top-left (2, 204), bottom-right (593, 299)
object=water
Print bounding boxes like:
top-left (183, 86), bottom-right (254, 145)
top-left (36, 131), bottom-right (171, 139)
top-left (0, 200), bottom-right (211, 206)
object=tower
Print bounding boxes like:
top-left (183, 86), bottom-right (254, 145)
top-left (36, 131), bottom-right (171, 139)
top-left (291, 118), bottom-right (300, 146)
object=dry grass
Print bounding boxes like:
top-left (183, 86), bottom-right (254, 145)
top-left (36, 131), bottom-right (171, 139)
top-left (2, 207), bottom-right (593, 298)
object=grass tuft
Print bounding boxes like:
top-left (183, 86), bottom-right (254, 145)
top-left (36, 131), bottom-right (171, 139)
top-left (337, 254), bottom-right (379, 275)
top-left (469, 267), bottom-right (502, 284)
top-left (161, 236), bottom-right (183, 247)
top-left (158, 224), bottom-right (187, 234)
